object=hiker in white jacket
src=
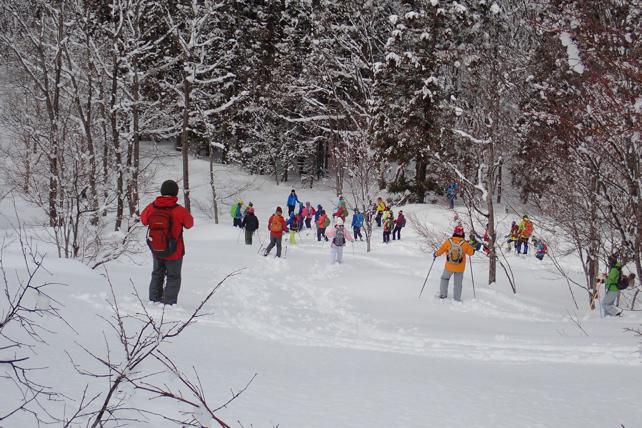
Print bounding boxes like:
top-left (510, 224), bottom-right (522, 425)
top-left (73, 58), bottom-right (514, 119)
top-left (325, 218), bottom-right (353, 264)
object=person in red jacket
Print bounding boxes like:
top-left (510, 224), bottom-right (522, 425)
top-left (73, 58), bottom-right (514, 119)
top-left (141, 180), bottom-right (194, 305)
top-left (392, 210), bottom-right (405, 240)
top-left (264, 206), bottom-right (289, 257)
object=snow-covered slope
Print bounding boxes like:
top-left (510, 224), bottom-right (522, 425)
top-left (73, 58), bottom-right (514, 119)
top-left (2, 146), bottom-right (641, 428)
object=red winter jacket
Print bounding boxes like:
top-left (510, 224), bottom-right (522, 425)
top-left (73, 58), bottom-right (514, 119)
top-left (141, 196), bottom-right (194, 260)
top-left (301, 206), bottom-right (315, 218)
top-left (268, 214), bottom-right (288, 238)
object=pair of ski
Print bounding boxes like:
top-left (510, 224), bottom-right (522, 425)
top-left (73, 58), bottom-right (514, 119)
top-left (257, 243), bottom-right (288, 259)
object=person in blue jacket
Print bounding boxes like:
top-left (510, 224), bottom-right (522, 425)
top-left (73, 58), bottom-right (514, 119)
top-left (287, 189), bottom-right (301, 216)
top-left (446, 182), bottom-right (458, 209)
top-left (351, 208), bottom-right (364, 241)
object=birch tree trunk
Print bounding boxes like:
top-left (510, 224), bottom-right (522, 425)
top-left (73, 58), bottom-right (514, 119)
top-left (180, 76), bottom-right (192, 212)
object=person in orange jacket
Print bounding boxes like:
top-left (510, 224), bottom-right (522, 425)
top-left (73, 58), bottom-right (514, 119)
top-left (264, 206), bottom-right (289, 257)
top-left (316, 210), bottom-right (330, 242)
top-left (433, 225), bottom-right (475, 301)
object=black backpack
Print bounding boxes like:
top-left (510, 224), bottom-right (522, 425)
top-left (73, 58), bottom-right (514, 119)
top-left (616, 274), bottom-right (630, 290)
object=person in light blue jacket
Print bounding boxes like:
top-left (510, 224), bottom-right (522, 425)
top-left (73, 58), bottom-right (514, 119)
top-left (351, 208), bottom-right (364, 241)
top-left (287, 189), bottom-right (301, 216)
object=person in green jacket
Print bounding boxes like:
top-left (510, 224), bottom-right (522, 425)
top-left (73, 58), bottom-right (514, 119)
top-left (230, 200), bottom-right (244, 227)
top-left (602, 258), bottom-right (625, 316)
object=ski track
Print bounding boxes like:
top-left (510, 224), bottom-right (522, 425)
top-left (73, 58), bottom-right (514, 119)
top-left (62, 204), bottom-right (642, 371)
top-left (99, 245), bottom-right (642, 367)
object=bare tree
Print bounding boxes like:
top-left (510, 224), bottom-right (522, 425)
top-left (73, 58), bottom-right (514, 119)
top-left (65, 270), bottom-right (248, 427)
top-left (0, 226), bottom-right (66, 425)
top-left (164, 0), bottom-right (238, 213)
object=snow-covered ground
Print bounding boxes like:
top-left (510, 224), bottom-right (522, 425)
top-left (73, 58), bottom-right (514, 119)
top-left (2, 145), bottom-right (641, 427)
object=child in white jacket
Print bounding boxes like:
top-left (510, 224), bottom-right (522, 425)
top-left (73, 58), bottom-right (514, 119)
top-left (325, 218), bottom-right (354, 264)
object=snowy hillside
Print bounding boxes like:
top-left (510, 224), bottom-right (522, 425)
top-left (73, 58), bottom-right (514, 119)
top-left (2, 146), bottom-right (641, 428)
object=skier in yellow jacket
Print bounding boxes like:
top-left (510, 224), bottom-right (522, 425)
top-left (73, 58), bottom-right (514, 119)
top-left (434, 225), bottom-right (475, 301)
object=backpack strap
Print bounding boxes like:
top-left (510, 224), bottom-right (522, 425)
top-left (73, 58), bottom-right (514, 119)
top-left (152, 203), bottom-right (178, 210)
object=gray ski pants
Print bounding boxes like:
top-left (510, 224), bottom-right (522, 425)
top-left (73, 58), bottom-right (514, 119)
top-left (440, 269), bottom-right (464, 301)
top-left (264, 235), bottom-right (283, 257)
top-left (150, 257), bottom-right (183, 305)
top-left (602, 289), bottom-right (621, 316)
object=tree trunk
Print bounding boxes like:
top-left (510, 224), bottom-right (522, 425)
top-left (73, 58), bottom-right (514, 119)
top-left (127, 58), bottom-right (141, 218)
top-left (98, 78), bottom-right (110, 217)
top-left (111, 52), bottom-right (124, 231)
top-left (587, 174), bottom-right (600, 309)
top-left (487, 143), bottom-right (497, 285)
top-left (180, 76), bottom-right (192, 212)
top-left (496, 157), bottom-right (503, 204)
top-left (210, 149), bottom-right (219, 224)
top-left (415, 158), bottom-right (427, 203)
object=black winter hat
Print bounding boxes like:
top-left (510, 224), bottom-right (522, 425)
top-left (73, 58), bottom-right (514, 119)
top-left (160, 180), bottom-right (179, 196)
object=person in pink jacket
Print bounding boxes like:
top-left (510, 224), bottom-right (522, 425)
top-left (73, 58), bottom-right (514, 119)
top-left (301, 201), bottom-right (316, 229)
top-left (325, 218), bottom-right (354, 264)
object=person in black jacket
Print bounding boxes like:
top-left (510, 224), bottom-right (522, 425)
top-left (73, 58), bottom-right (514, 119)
top-left (241, 207), bottom-right (259, 245)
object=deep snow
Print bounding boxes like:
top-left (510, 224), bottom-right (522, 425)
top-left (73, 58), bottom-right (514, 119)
top-left (2, 145), bottom-right (641, 428)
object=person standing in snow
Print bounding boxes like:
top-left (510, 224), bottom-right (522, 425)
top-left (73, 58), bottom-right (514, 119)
top-left (392, 210), bottom-right (406, 240)
top-left (516, 215), bottom-right (534, 254)
top-left (287, 189), bottom-right (301, 216)
top-left (141, 180), bottom-right (194, 305)
top-left (375, 197), bottom-right (386, 227)
top-left (433, 225), bottom-right (475, 302)
top-left (351, 208), bottom-right (364, 241)
top-left (286, 211), bottom-right (299, 245)
top-left (301, 201), bottom-right (316, 229)
top-left (230, 200), bottom-right (244, 227)
top-left (240, 206), bottom-right (259, 245)
top-left (383, 214), bottom-right (394, 243)
top-left (326, 217), bottom-right (353, 264)
top-left (469, 232), bottom-right (483, 252)
top-left (446, 182), bottom-right (458, 209)
top-left (242, 201), bottom-right (253, 216)
top-left (264, 207), bottom-right (289, 258)
top-left (334, 196), bottom-right (349, 222)
top-left (601, 257), bottom-right (631, 316)
top-left (533, 237), bottom-right (548, 260)
top-left (316, 209), bottom-right (330, 242)
top-left (506, 221), bottom-right (519, 252)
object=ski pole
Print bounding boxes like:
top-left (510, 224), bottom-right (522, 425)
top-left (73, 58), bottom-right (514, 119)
top-left (236, 227), bottom-right (242, 244)
top-left (418, 256), bottom-right (437, 299)
top-left (469, 255), bottom-right (476, 299)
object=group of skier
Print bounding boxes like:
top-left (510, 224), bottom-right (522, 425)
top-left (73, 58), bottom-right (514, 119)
top-left (228, 190), bottom-right (408, 261)
top-left (140, 180), bottom-right (635, 315)
top-left (466, 215), bottom-right (547, 260)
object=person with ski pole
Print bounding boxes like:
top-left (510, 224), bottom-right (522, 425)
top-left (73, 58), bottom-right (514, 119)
top-left (433, 225), bottom-right (475, 301)
top-left (240, 206), bottom-right (259, 245)
top-left (264, 206), bottom-right (289, 258)
top-left (418, 254), bottom-right (437, 299)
